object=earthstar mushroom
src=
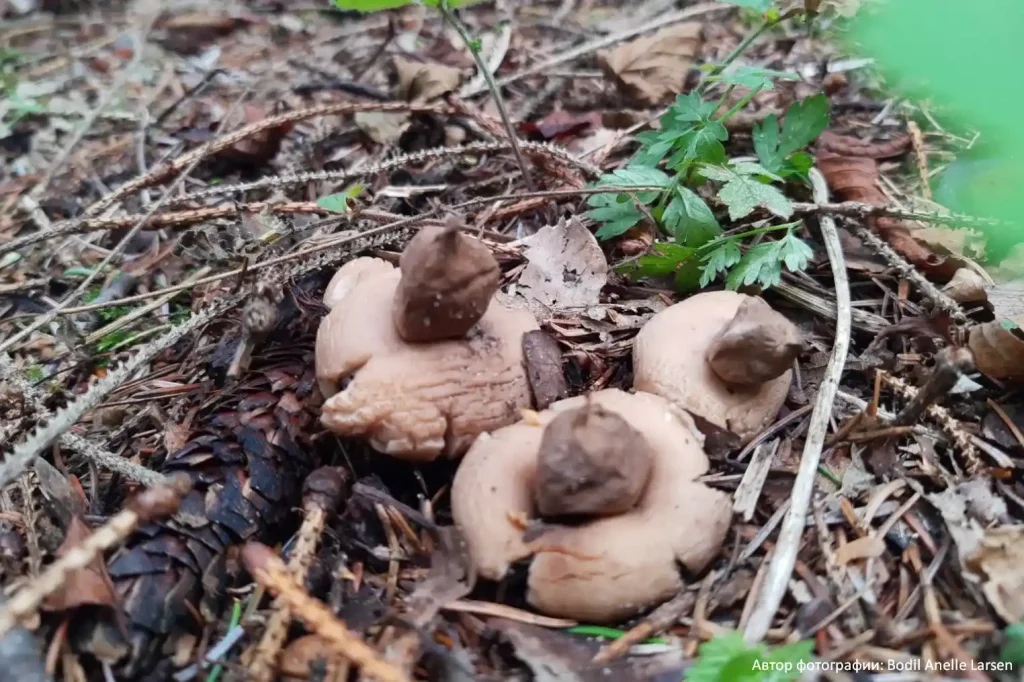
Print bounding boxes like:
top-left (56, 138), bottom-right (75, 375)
top-left (450, 388), bottom-right (732, 622)
top-left (633, 290), bottom-right (801, 443)
top-left (315, 235), bottom-right (537, 461)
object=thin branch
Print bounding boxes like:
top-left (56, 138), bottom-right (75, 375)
top-left (743, 167), bottom-right (852, 644)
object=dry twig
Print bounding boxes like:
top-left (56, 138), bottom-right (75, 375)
top-left (241, 542), bottom-right (412, 682)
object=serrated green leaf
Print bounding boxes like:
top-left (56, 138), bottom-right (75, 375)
top-left (716, 171), bottom-right (793, 220)
top-left (731, 160), bottom-right (783, 182)
top-left (778, 94), bottom-right (830, 157)
top-left (698, 165), bottom-right (735, 182)
top-left (753, 114), bottom-right (781, 172)
top-left (717, 0), bottom-right (773, 11)
top-left (785, 151), bottom-right (814, 177)
top-left (700, 239), bottom-right (743, 286)
top-left (777, 231), bottom-right (813, 272)
top-left (587, 196), bottom-right (646, 240)
top-left (590, 166), bottom-right (671, 197)
top-left (713, 65), bottom-right (798, 91)
top-left (727, 241), bottom-right (784, 289)
top-left (755, 95), bottom-right (829, 174)
top-left (686, 633), bottom-right (755, 682)
top-left (669, 92), bottom-right (717, 124)
top-left (622, 243), bottom-right (696, 279)
top-left (663, 186), bottom-right (720, 246)
top-left (674, 257), bottom-right (704, 292)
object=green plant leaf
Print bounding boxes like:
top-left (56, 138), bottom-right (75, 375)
top-left (589, 201), bottom-right (646, 240)
top-left (762, 639), bottom-right (814, 682)
top-left (713, 65), bottom-right (798, 91)
top-left (589, 166), bottom-right (671, 200)
top-left (317, 184), bottom-right (363, 213)
top-left (669, 92), bottom-right (717, 124)
top-left (621, 243), bottom-right (696, 279)
top-left (777, 230), bottom-right (813, 272)
top-left (687, 633), bottom-right (757, 682)
top-left (712, 167), bottom-right (793, 220)
top-left (717, 0), bottom-right (773, 12)
top-left (1001, 624), bottom-right (1024, 665)
top-left (700, 239), bottom-right (743, 286)
top-left (663, 186), bottom-right (721, 246)
top-left (754, 94), bottom-right (829, 174)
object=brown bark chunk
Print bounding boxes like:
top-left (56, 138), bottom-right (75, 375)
top-left (522, 330), bottom-right (568, 410)
top-left (533, 401), bottom-right (652, 517)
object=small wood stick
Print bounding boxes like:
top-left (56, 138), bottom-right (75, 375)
top-left (241, 542), bottom-right (413, 682)
top-left (0, 478), bottom-right (191, 638)
top-left (592, 590), bottom-right (695, 665)
top-left (894, 347), bottom-right (974, 426)
top-left (247, 467), bottom-right (350, 682)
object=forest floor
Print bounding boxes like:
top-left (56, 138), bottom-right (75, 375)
top-left (2, 1), bottom-right (1024, 681)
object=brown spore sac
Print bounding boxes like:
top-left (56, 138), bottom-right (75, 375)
top-left (533, 401), bottom-right (653, 518)
top-left (706, 296), bottom-right (802, 388)
top-left (393, 223), bottom-right (500, 342)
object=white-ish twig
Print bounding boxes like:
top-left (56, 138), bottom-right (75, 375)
top-left (0, 356), bottom-right (169, 487)
top-left (742, 168), bottom-right (852, 644)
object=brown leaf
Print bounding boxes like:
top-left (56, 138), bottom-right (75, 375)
top-left (42, 516), bottom-right (119, 613)
top-left (520, 110), bottom-right (602, 141)
top-left (217, 103), bottom-right (294, 167)
top-left (942, 268), bottom-right (989, 304)
top-left (964, 526), bottom-right (1024, 623)
top-left (353, 111), bottom-right (410, 145)
top-left (597, 23), bottom-right (702, 105)
top-left (279, 635), bottom-right (346, 682)
top-left (392, 56), bottom-right (463, 103)
top-left (816, 138), bottom-right (963, 279)
top-left (518, 217), bottom-right (609, 311)
top-left (156, 12), bottom-right (248, 56)
top-left (968, 318), bottom-right (1024, 381)
top-left (833, 535), bottom-right (886, 565)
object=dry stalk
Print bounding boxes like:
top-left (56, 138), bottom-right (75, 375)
top-left (743, 168), bottom-right (852, 644)
top-left (0, 479), bottom-right (190, 639)
top-left (247, 468), bottom-right (349, 682)
top-left (160, 139), bottom-right (601, 210)
top-left (592, 590), bottom-right (695, 664)
top-left (241, 542), bottom-right (412, 682)
top-left (84, 101), bottom-right (449, 218)
top-left (0, 355), bottom-right (169, 487)
top-left (880, 372), bottom-right (981, 474)
top-left (850, 226), bottom-right (971, 328)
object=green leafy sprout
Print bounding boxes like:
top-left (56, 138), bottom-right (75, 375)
top-left (688, 633), bottom-right (814, 682)
top-left (587, 85), bottom-right (828, 292)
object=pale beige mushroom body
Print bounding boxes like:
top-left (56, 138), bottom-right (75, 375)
top-left (633, 290), bottom-right (798, 443)
top-left (315, 257), bottom-right (538, 461)
top-left (450, 388), bottom-right (732, 622)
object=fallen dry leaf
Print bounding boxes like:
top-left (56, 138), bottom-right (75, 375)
top-left (520, 110), bottom-right (602, 141)
top-left (354, 111), bottom-right (410, 145)
top-left (942, 268), bottom-right (989, 304)
top-left (42, 516), bottom-right (120, 613)
top-left (393, 55), bottom-right (463, 103)
top-left (518, 216), bottom-right (609, 311)
top-left (816, 133), bottom-right (963, 279)
top-left (597, 23), bottom-right (702, 105)
top-left (833, 535), bottom-right (886, 565)
top-left (155, 12), bottom-right (248, 55)
top-left (216, 103), bottom-right (294, 168)
top-left (279, 635), bottom-right (346, 682)
top-left (968, 318), bottom-right (1024, 381)
top-left (964, 526), bottom-right (1024, 624)
top-left (967, 277), bottom-right (1024, 381)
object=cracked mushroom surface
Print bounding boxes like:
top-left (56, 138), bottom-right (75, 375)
top-left (450, 388), bottom-right (732, 623)
top-left (633, 290), bottom-right (800, 443)
top-left (315, 256), bottom-right (538, 461)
